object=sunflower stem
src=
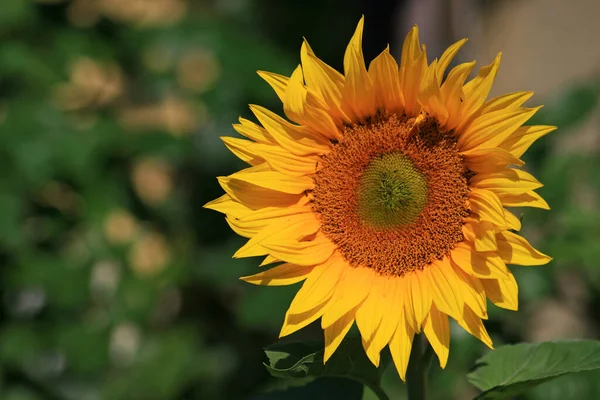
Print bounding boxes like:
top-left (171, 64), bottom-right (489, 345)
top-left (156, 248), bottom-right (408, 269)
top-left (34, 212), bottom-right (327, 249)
top-left (368, 383), bottom-right (391, 400)
top-left (406, 335), bottom-right (430, 400)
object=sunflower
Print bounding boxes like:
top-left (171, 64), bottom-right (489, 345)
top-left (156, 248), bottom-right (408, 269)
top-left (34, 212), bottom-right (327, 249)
top-left (205, 17), bottom-right (554, 379)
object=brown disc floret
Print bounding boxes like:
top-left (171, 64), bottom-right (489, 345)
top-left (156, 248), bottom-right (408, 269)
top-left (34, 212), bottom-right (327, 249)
top-left (311, 114), bottom-right (470, 276)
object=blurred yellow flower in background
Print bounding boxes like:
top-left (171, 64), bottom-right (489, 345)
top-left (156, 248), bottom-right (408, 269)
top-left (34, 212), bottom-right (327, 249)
top-left (119, 96), bottom-right (202, 137)
top-left (104, 209), bottom-right (139, 245)
top-left (177, 49), bottom-right (221, 93)
top-left (65, 0), bottom-right (187, 28)
top-left (131, 158), bottom-right (174, 206)
top-left (53, 57), bottom-right (123, 111)
top-left (128, 231), bottom-right (171, 277)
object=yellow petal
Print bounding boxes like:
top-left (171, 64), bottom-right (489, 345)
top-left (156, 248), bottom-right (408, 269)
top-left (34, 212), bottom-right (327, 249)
top-left (389, 318), bottom-right (414, 381)
top-left (260, 254), bottom-right (280, 266)
top-left (302, 92), bottom-right (341, 139)
top-left (472, 168), bottom-right (544, 194)
top-left (321, 266), bottom-right (374, 328)
top-left (457, 53), bottom-right (502, 129)
top-left (226, 216), bottom-right (261, 238)
top-left (425, 259), bottom-right (464, 321)
top-left (240, 263), bottom-right (315, 286)
top-left (409, 270), bottom-right (431, 331)
top-left (229, 169), bottom-right (314, 194)
top-left (284, 65), bottom-right (341, 140)
top-left (203, 194), bottom-right (253, 219)
top-left (286, 253), bottom-right (345, 315)
top-left (450, 242), bottom-right (510, 280)
top-left (437, 38), bottom-right (467, 81)
top-left (228, 205), bottom-right (311, 237)
top-left (419, 59), bottom-right (448, 124)
top-left (341, 17), bottom-right (376, 120)
top-left (477, 91), bottom-right (534, 115)
top-left (239, 204), bottom-right (311, 223)
top-left (399, 26), bottom-right (427, 116)
top-left (234, 212), bottom-right (321, 258)
top-left (458, 107), bottom-right (541, 152)
top-left (462, 148), bottom-right (524, 174)
top-left (469, 188), bottom-right (506, 227)
top-left (233, 117), bottom-right (276, 144)
top-left (364, 277), bottom-right (403, 366)
top-left (324, 308), bottom-right (356, 363)
top-left (280, 299), bottom-right (329, 338)
top-left (461, 220), bottom-right (476, 242)
top-left (218, 176), bottom-right (305, 210)
top-left (481, 273), bottom-right (519, 311)
top-left (497, 191), bottom-right (550, 209)
top-left (455, 305), bottom-right (493, 348)
top-left (452, 265), bottom-right (488, 319)
top-left (221, 137), bottom-right (266, 166)
top-left (257, 70), bottom-right (288, 103)
top-left (300, 39), bottom-right (349, 124)
top-left (253, 144), bottom-right (320, 177)
top-left (500, 125), bottom-right (557, 158)
top-left (458, 91), bottom-right (535, 133)
top-left (442, 61), bottom-right (476, 129)
top-left (250, 105), bottom-right (331, 156)
top-left (399, 26), bottom-right (422, 75)
top-left (368, 46), bottom-right (403, 113)
top-left (462, 220), bottom-right (498, 252)
top-left (496, 231), bottom-right (552, 266)
top-left (355, 278), bottom-right (386, 344)
top-left (282, 65), bottom-right (308, 124)
top-left (228, 140), bottom-right (319, 177)
top-left (263, 231), bottom-right (336, 266)
top-left (400, 275), bottom-right (415, 332)
top-left (423, 304), bottom-right (450, 368)
top-left (504, 209), bottom-right (522, 231)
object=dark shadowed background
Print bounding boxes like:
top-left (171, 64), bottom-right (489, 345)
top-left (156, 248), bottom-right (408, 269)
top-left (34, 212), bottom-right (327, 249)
top-left (0, 0), bottom-right (599, 399)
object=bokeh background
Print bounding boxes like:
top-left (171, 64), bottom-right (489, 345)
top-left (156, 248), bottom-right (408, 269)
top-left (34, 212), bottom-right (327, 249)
top-left (0, 0), bottom-right (599, 399)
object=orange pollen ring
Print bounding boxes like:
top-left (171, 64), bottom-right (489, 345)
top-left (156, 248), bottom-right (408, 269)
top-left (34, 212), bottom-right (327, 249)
top-left (311, 114), bottom-right (470, 276)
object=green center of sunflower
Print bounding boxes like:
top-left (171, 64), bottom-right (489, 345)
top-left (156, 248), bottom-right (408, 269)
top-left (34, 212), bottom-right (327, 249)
top-left (357, 152), bottom-right (427, 229)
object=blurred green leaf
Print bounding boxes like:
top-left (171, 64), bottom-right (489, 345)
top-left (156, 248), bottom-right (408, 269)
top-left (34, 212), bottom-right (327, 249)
top-left (0, 191), bottom-right (24, 249)
top-left (54, 323), bottom-right (109, 374)
top-left (531, 81), bottom-right (600, 130)
top-left (0, 0), bottom-right (35, 33)
top-left (264, 338), bottom-right (380, 395)
top-left (237, 284), bottom-right (297, 330)
top-left (252, 377), bottom-right (364, 400)
top-left (467, 340), bottom-right (600, 399)
top-left (102, 329), bottom-right (206, 400)
top-left (1, 387), bottom-right (44, 400)
top-left (0, 324), bottom-right (41, 366)
top-left (9, 255), bottom-right (89, 309)
top-left (528, 369), bottom-right (600, 400)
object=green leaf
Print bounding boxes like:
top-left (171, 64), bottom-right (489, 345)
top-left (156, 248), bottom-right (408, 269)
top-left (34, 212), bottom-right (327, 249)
top-left (467, 340), bottom-right (600, 399)
top-left (531, 81), bottom-right (600, 130)
top-left (0, 0), bottom-right (35, 33)
top-left (252, 377), bottom-right (364, 400)
top-left (264, 338), bottom-right (381, 391)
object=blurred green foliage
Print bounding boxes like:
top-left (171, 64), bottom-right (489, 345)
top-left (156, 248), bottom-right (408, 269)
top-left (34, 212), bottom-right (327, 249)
top-left (0, 0), bottom-right (599, 399)
top-left (0, 1), bottom-right (299, 399)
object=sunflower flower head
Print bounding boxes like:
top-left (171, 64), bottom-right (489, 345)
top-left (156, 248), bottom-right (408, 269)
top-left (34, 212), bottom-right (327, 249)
top-left (205, 17), bottom-right (554, 379)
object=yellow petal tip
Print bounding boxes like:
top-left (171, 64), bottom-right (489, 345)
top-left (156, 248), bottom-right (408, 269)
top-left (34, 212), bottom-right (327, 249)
top-left (278, 326), bottom-right (292, 339)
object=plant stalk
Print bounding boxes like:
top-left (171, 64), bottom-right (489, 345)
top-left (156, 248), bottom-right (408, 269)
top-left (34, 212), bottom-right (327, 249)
top-left (406, 335), bottom-right (432, 400)
top-left (368, 383), bottom-right (391, 400)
